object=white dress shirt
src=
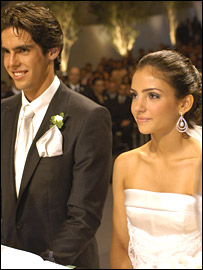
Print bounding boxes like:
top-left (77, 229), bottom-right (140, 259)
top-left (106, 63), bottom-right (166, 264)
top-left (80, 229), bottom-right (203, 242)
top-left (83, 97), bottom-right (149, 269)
top-left (69, 82), bottom-right (80, 92)
top-left (14, 76), bottom-right (60, 196)
top-left (118, 95), bottom-right (126, 104)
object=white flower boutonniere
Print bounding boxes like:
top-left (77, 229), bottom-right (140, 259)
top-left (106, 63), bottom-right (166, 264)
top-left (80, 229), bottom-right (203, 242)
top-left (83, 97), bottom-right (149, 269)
top-left (50, 112), bottom-right (64, 129)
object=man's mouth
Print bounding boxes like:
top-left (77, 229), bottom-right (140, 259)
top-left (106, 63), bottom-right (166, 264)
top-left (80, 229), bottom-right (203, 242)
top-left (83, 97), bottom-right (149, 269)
top-left (12, 71), bottom-right (28, 79)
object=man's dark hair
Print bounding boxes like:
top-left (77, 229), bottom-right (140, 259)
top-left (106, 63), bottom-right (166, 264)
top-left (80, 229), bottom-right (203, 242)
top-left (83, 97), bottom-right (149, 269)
top-left (1, 2), bottom-right (63, 71)
top-left (92, 77), bottom-right (104, 86)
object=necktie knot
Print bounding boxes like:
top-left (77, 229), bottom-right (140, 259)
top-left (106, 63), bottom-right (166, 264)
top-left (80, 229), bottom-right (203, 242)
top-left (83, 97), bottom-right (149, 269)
top-left (23, 105), bottom-right (35, 119)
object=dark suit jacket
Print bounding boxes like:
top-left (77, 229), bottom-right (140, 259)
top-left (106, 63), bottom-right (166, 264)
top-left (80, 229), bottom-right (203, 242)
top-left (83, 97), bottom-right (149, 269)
top-left (1, 81), bottom-right (112, 269)
top-left (106, 95), bottom-right (134, 131)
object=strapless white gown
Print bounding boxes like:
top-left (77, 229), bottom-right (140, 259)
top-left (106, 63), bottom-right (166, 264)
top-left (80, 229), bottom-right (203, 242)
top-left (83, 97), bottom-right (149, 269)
top-left (124, 189), bottom-right (202, 269)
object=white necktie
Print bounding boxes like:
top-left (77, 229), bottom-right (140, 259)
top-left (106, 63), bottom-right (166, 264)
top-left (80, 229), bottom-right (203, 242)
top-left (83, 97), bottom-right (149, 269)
top-left (15, 104), bottom-right (35, 196)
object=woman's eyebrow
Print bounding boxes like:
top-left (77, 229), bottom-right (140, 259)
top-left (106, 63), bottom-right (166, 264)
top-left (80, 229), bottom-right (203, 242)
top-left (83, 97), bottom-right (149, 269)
top-left (130, 87), bottom-right (164, 93)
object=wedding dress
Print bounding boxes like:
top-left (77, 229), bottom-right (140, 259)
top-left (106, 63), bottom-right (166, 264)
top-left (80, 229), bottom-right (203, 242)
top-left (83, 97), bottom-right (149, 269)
top-left (124, 126), bottom-right (202, 268)
top-left (124, 189), bottom-right (202, 269)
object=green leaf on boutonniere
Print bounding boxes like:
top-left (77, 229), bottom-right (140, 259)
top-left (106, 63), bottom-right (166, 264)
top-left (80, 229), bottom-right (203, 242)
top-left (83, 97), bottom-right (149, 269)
top-left (50, 112), bottom-right (64, 129)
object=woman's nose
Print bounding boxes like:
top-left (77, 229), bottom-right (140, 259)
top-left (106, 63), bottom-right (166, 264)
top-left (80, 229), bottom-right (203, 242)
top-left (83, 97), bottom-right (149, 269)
top-left (131, 97), bottom-right (146, 113)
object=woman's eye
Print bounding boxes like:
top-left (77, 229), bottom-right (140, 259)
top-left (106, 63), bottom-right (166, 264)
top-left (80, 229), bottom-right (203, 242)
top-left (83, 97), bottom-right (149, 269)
top-left (149, 93), bottom-right (160, 99)
top-left (130, 91), bottom-right (137, 99)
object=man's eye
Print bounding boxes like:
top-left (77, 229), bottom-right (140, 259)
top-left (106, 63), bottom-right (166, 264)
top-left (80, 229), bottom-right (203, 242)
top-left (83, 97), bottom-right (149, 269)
top-left (17, 48), bottom-right (29, 53)
top-left (1, 49), bottom-right (9, 55)
top-left (21, 48), bottom-right (28, 52)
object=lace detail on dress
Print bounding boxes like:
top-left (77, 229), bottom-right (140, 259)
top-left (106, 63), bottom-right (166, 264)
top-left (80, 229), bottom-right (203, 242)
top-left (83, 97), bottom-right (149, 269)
top-left (127, 218), bottom-right (202, 269)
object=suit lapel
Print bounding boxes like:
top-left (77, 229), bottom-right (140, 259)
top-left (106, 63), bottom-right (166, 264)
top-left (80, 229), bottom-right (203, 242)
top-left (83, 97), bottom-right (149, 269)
top-left (17, 84), bottom-right (70, 202)
top-left (3, 94), bottom-right (22, 201)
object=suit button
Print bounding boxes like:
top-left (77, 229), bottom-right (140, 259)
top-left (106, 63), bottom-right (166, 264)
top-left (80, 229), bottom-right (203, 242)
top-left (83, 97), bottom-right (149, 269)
top-left (16, 222), bottom-right (23, 229)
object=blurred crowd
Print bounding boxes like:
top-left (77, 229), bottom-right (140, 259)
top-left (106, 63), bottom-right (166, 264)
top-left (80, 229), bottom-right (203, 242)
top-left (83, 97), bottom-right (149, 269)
top-left (175, 16), bottom-right (202, 70)
top-left (2, 16), bottom-right (202, 156)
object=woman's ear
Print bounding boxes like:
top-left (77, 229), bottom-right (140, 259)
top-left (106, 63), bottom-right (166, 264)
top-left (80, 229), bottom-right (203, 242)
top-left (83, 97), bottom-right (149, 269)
top-left (179, 94), bottom-right (194, 114)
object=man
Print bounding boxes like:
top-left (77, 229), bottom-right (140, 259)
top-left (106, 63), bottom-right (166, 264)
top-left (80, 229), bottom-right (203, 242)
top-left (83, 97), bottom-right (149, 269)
top-left (1, 2), bottom-right (112, 269)
top-left (66, 66), bottom-right (87, 94)
top-left (112, 83), bottom-right (135, 151)
top-left (106, 81), bottom-right (118, 100)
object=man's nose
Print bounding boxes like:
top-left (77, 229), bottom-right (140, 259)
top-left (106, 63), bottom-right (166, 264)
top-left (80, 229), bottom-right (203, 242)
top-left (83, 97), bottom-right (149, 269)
top-left (8, 52), bottom-right (20, 68)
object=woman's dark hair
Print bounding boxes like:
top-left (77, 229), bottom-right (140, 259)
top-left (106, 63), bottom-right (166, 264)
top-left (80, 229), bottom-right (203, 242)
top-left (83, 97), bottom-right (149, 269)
top-left (1, 2), bottom-right (63, 71)
top-left (136, 50), bottom-right (202, 129)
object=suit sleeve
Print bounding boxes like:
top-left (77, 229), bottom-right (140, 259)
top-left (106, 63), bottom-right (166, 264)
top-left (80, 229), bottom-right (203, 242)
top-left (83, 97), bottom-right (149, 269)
top-left (41, 106), bottom-right (112, 265)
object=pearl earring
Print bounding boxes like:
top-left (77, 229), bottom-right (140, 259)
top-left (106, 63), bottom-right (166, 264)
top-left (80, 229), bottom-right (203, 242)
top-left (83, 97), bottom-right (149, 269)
top-left (176, 112), bottom-right (188, 133)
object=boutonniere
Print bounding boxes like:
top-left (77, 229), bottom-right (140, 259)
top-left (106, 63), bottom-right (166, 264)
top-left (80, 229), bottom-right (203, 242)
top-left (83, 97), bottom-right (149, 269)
top-left (50, 112), bottom-right (64, 129)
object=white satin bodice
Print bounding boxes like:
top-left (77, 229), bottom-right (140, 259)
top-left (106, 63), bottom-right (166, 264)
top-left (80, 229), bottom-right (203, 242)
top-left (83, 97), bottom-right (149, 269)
top-left (124, 189), bottom-right (202, 269)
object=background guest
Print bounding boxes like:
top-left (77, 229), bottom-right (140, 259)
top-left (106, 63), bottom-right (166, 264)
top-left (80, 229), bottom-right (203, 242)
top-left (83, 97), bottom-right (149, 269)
top-left (66, 66), bottom-right (87, 94)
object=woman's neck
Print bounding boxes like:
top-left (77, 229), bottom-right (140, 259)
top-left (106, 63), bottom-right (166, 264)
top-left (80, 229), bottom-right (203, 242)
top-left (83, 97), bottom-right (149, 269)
top-left (149, 128), bottom-right (190, 159)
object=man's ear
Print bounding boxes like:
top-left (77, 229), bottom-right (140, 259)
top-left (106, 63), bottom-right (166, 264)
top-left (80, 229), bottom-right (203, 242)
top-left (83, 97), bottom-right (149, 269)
top-left (49, 47), bottom-right (60, 60)
top-left (179, 94), bottom-right (194, 114)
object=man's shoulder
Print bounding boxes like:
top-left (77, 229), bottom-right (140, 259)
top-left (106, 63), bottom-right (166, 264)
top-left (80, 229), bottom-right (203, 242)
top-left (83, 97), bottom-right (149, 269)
top-left (57, 81), bottom-right (111, 122)
top-left (58, 81), bottom-right (105, 110)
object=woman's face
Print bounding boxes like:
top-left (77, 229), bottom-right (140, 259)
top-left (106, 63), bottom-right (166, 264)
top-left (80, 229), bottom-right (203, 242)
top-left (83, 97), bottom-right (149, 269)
top-left (130, 66), bottom-right (181, 135)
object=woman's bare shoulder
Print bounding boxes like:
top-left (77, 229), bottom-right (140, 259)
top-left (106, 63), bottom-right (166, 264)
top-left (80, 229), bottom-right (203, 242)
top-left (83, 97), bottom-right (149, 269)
top-left (114, 142), bottom-right (150, 167)
top-left (112, 144), bottom-right (150, 190)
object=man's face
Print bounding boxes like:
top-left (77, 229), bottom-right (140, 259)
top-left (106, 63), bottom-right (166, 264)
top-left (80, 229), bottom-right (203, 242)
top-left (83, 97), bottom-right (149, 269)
top-left (108, 82), bottom-right (117, 94)
top-left (118, 84), bottom-right (127, 96)
top-left (68, 67), bottom-right (80, 85)
top-left (93, 80), bottom-right (105, 95)
top-left (1, 27), bottom-right (55, 101)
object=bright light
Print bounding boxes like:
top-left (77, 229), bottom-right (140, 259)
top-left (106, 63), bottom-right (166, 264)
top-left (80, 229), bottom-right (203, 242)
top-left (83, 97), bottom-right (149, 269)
top-left (167, 6), bottom-right (178, 46)
top-left (111, 20), bottom-right (138, 56)
top-left (61, 59), bottom-right (67, 73)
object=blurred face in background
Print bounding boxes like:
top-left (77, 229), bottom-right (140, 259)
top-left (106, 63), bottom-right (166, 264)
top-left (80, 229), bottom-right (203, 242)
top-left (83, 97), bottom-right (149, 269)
top-left (118, 83), bottom-right (127, 96)
top-left (107, 81), bottom-right (117, 94)
top-left (68, 67), bottom-right (81, 85)
top-left (85, 63), bottom-right (92, 73)
top-left (93, 79), bottom-right (105, 95)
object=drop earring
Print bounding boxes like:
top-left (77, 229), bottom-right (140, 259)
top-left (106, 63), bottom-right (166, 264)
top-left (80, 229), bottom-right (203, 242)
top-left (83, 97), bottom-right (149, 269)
top-left (176, 112), bottom-right (188, 133)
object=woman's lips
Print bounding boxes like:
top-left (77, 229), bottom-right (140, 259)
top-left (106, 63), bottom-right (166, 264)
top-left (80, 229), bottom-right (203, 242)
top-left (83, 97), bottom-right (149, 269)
top-left (136, 117), bottom-right (151, 123)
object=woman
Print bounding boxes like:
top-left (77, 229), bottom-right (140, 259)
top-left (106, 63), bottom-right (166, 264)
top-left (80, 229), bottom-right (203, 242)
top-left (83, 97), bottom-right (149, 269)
top-left (110, 50), bottom-right (202, 269)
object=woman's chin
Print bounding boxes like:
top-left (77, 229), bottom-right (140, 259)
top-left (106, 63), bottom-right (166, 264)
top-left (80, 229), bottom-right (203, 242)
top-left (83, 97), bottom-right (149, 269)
top-left (137, 127), bottom-right (151, 135)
